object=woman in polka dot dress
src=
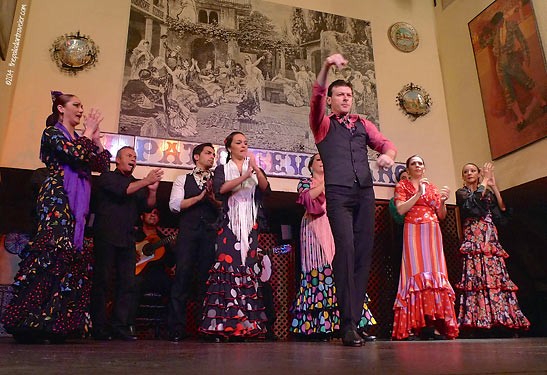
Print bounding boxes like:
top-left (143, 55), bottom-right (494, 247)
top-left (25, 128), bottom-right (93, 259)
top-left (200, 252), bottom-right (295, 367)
top-left (290, 153), bottom-right (376, 340)
top-left (199, 131), bottom-right (270, 338)
top-left (1, 92), bottom-right (111, 343)
top-left (391, 155), bottom-right (459, 340)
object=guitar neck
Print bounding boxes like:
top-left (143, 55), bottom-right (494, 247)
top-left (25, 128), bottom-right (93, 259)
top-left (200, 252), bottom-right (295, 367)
top-left (147, 233), bottom-right (176, 252)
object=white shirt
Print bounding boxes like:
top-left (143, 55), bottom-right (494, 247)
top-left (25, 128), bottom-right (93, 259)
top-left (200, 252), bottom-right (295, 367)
top-left (169, 174), bottom-right (188, 213)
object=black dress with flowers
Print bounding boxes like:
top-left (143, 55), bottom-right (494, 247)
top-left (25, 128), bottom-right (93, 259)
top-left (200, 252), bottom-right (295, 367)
top-left (1, 126), bottom-right (110, 340)
top-left (199, 164), bottom-right (269, 337)
top-left (455, 186), bottom-right (530, 330)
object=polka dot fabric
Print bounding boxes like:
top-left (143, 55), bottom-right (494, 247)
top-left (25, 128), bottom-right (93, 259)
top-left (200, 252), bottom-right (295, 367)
top-left (290, 265), bottom-right (376, 335)
top-left (0, 126), bottom-right (110, 340)
top-left (199, 222), bottom-right (267, 337)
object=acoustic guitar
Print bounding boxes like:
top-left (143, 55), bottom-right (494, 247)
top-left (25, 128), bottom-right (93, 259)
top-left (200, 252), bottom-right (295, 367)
top-left (135, 233), bottom-right (177, 275)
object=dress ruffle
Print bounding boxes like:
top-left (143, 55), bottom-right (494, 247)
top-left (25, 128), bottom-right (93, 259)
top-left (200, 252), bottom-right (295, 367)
top-left (392, 272), bottom-right (459, 340)
top-left (459, 218), bottom-right (508, 258)
top-left (199, 261), bottom-right (266, 337)
top-left (457, 217), bottom-right (530, 330)
top-left (1, 229), bottom-right (93, 336)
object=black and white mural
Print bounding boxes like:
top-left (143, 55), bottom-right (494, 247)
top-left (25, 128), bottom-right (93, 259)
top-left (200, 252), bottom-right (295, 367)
top-left (119, 0), bottom-right (378, 154)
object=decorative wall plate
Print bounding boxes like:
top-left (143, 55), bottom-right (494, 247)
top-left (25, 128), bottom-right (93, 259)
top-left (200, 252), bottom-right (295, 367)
top-left (396, 83), bottom-right (432, 121)
top-left (388, 22), bottom-right (419, 52)
top-left (50, 31), bottom-right (99, 74)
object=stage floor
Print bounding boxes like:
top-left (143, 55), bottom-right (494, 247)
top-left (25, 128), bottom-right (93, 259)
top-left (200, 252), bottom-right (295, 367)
top-left (1, 337), bottom-right (546, 374)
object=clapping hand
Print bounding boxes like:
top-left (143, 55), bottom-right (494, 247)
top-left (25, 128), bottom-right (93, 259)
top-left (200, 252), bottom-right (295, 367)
top-left (440, 186), bottom-right (450, 202)
top-left (482, 162), bottom-right (493, 186)
top-left (205, 179), bottom-right (215, 200)
top-left (146, 168), bottom-right (164, 191)
top-left (418, 178), bottom-right (429, 196)
top-left (83, 108), bottom-right (103, 139)
top-left (485, 163), bottom-right (497, 187)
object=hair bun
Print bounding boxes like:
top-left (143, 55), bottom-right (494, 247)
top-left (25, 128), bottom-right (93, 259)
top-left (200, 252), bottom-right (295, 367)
top-left (50, 90), bottom-right (63, 103)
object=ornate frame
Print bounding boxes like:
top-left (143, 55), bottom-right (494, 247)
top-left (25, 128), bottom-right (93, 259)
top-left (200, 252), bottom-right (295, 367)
top-left (50, 31), bottom-right (99, 74)
top-left (396, 83), bottom-right (432, 121)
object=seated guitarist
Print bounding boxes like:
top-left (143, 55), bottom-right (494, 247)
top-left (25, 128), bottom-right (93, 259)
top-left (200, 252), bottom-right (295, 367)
top-left (128, 207), bottom-right (175, 335)
top-left (167, 143), bottom-right (220, 342)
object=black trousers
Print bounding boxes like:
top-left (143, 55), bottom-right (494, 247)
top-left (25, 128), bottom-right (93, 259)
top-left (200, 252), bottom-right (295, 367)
top-left (325, 183), bottom-right (375, 332)
top-left (261, 281), bottom-right (276, 333)
top-left (128, 265), bottom-right (172, 327)
top-left (167, 226), bottom-right (216, 335)
top-left (90, 238), bottom-right (136, 333)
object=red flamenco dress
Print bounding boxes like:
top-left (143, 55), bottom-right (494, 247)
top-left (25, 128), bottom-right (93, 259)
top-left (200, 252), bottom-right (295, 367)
top-left (392, 179), bottom-right (459, 340)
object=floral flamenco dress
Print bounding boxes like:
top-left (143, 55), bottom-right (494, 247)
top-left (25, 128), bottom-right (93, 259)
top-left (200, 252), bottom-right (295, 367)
top-left (1, 123), bottom-right (110, 341)
top-left (456, 186), bottom-right (530, 330)
top-left (392, 179), bottom-right (459, 340)
top-left (199, 159), bottom-right (269, 337)
top-left (290, 177), bottom-right (376, 336)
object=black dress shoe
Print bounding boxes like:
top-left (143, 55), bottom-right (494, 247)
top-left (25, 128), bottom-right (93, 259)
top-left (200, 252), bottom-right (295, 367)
top-left (168, 333), bottom-right (182, 343)
top-left (342, 329), bottom-right (363, 347)
top-left (420, 327), bottom-right (446, 341)
top-left (358, 331), bottom-right (376, 342)
top-left (112, 329), bottom-right (137, 341)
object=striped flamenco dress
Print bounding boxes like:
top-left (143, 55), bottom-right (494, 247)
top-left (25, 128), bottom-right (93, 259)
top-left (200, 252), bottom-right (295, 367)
top-left (392, 179), bottom-right (459, 340)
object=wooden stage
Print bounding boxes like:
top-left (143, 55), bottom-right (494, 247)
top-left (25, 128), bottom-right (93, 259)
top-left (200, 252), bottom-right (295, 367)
top-left (1, 337), bottom-right (546, 374)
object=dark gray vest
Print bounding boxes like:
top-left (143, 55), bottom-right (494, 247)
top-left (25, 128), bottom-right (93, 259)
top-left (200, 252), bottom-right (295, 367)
top-left (316, 117), bottom-right (372, 188)
top-left (179, 174), bottom-right (218, 231)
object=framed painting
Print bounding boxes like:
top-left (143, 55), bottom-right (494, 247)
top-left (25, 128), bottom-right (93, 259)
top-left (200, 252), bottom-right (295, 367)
top-left (469, 0), bottom-right (547, 159)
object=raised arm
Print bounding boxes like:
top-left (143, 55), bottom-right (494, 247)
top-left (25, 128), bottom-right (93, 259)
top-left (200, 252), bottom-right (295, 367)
top-left (436, 186), bottom-right (450, 221)
top-left (486, 165), bottom-right (506, 211)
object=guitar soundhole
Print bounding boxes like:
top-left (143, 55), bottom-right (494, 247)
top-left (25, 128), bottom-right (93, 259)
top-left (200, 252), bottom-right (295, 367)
top-left (142, 244), bottom-right (154, 256)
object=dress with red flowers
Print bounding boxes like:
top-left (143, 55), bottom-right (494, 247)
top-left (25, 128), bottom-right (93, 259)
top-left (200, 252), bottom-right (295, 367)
top-left (455, 186), bottom-right (530, 330)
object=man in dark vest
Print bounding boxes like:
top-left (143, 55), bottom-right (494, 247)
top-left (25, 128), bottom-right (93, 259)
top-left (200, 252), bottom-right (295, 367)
top-left (310, 54), bottom-right (397, 347)
top-left (167, 143), bottom-right (220, 342)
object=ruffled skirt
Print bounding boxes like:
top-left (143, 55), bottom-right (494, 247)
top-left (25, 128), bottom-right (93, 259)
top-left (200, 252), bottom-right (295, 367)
top-left (1, 228), bottom-right (92, 338)
top-left (392, 222), bottom-right (459, 340)
top-left (457, 217), bottom-right (530, 330)
top-left (199, 224), bottom-right (266, 337)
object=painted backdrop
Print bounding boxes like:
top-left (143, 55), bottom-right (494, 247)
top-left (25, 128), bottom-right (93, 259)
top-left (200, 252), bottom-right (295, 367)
top-left (118, 0), bottom-right (378, 155)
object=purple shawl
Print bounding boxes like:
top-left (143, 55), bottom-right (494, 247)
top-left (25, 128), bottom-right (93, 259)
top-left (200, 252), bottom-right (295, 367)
top-left (52, 122), bottom-right (91, 250)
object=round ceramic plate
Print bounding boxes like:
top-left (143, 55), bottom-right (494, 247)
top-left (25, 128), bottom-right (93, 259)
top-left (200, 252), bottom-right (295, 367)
top-left (389, 22), bottom-right (419, 52)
